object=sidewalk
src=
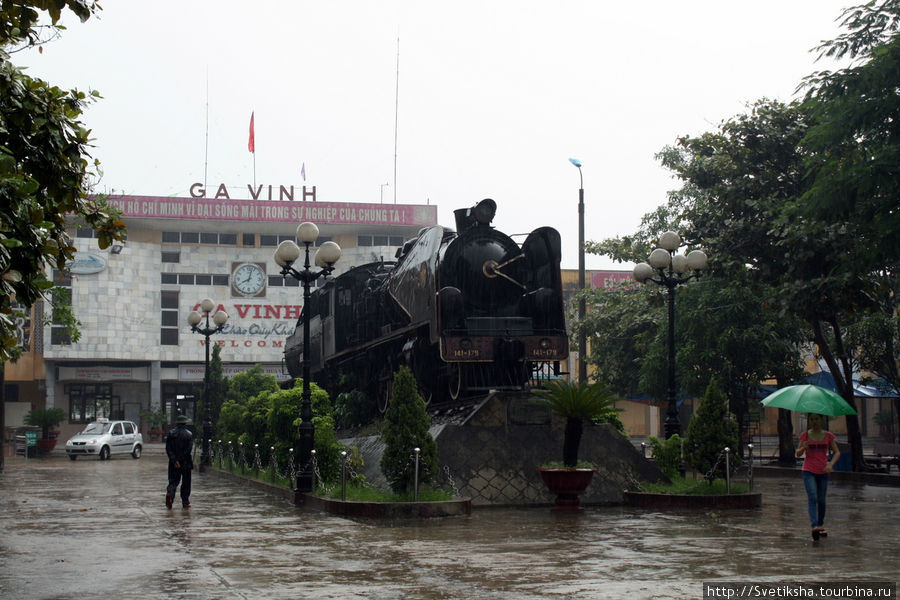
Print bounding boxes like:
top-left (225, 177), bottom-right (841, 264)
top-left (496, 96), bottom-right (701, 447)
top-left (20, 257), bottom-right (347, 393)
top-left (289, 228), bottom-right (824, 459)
top-left (1, 453), bottom-right (898, 599)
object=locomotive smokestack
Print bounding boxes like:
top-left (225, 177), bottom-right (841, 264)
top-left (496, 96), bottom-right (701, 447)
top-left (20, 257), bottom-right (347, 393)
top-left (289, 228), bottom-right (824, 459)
top-left (454, 198), bottom-right (496, 232)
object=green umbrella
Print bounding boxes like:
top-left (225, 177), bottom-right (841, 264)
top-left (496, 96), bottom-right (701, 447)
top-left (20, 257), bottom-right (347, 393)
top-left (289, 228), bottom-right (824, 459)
top-left (760, 384), bottom-right (857, 417)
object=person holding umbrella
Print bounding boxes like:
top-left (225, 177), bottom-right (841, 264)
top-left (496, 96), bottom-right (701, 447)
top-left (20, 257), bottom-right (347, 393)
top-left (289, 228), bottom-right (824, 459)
top-left (796, 413), bottom-right (841, 540)
top-left (761, 383), bottom-right (856, 541)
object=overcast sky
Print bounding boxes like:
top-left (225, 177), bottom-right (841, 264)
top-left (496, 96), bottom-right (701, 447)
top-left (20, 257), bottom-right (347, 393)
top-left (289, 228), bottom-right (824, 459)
top-left (17, 1), bottom-right (849, 269)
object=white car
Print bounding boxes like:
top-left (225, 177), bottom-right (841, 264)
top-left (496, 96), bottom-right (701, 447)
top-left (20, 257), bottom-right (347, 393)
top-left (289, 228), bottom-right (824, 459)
top-left (65, 419), bottom-right (143, 460)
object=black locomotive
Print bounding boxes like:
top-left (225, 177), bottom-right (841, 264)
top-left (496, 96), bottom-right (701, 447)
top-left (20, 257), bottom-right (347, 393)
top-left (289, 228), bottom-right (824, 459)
top-left (283, 199), bottom-right (569, 410)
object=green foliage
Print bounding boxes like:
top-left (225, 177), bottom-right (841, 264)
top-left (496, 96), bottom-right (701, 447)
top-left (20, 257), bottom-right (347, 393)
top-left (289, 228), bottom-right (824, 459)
top-left (380, 366), bottom-right (439, 494)
top-left (684, 378), bottom-right (739, 483)
top-left (637, 475), bottom-right (748, 495)
top-left (203, 344), bottom-right (227, 430)
top-left (223, 364), bottom-right (279, 406)
top-left (24, 406), bottom-right (66, 438)
top-left (216, 372), bottom-right (345, 485)
top-left (139, 407), bottom-right (167, 430)
top-left (334, 388), bottom-right (377, 429)
top-left (1, 2), bottom-right (125, 364)
top-left (531, 378), bottom-right (621, 467)
top-left (1, 1), bottom-right (97, 47)
top-left (647, 434), bottom-right (683, 480)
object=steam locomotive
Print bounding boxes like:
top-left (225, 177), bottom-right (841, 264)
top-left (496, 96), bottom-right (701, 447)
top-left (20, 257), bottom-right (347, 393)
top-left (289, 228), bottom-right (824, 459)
top-left (283, 199), bottom-right (569, 410)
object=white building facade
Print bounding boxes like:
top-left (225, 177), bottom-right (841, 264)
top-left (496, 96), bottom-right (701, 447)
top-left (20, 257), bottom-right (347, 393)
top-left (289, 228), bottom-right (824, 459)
top-left (13, 194), bottom-right (436, 440)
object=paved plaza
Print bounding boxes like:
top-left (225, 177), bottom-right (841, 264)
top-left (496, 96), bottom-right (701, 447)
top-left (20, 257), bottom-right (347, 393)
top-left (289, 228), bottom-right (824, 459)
top-left (0, 452), bottom-right (897, 599)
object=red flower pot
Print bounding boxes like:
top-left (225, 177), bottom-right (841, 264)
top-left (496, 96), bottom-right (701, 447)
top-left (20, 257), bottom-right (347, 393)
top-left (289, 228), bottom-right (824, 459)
top-left (537, 468), bottom-right (595, 512)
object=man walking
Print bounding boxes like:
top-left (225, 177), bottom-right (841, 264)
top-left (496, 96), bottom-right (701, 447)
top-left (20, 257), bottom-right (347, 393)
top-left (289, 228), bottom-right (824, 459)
top-left (165, 415), bottom-right (194, 509)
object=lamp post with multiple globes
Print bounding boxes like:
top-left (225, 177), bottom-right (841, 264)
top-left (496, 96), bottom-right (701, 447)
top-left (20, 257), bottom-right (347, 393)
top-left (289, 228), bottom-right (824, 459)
top-left (633, 231), bottom-right (708, 439)
top-left (273, 222), bottom-right (341, 494)
top-left (187, 298), bottom-right (229, 471)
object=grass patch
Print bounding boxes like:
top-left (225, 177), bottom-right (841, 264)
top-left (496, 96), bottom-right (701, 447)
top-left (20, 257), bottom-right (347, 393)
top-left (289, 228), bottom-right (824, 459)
top-left (540, 461), bottom-right (596, 469)
top-left (317, 484), bottom-right (454, 503)
top-left (213, 464), bottom-right (456, 503)
top-left (638, 475), bottom-right (749, 495)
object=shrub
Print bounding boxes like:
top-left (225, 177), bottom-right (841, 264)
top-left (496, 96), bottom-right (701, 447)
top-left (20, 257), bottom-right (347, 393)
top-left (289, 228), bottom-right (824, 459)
top-left (24, 407), bottom-right (67, 438)
top-left (648, 434), bottom-right (682, 479)
top-left (380, 366), bottom-right (439, 494)
top-left (684, 377), bottom-right (739, 483)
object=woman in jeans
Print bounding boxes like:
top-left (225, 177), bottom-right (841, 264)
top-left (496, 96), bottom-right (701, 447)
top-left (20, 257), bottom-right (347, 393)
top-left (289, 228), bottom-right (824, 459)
top-left (796, 413), bottom-right (841, 540)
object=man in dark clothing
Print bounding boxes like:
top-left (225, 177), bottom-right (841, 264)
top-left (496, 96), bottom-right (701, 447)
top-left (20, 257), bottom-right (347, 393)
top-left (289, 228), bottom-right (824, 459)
top-left (165, 415), bottom-right (194, 509)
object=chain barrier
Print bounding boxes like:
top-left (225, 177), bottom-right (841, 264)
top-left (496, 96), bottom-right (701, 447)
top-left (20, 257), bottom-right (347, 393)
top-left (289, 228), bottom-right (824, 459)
top-left (442, 465), bottom-right (461, 498)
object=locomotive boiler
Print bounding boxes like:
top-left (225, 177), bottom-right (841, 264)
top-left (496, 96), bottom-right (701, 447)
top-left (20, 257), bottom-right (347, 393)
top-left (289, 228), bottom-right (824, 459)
top-left (283, 198), bottom-right (568, 411)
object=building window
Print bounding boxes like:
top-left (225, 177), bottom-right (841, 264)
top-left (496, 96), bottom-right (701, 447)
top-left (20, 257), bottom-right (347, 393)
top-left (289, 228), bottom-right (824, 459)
top-left (66, 383), bottom-right (112, 424)
top-left (212, 274), bottom-right (229, 286)
top-left (358, 235), bottom-right (403, 247)
top-left (161, 273), bottom-right (177, 285)
top-left (161, 251), bottom-right (180, 263)
top-left (162, 231), bottom-right (239, 245)
top-left (49, 270), bottom-right (73, 346)
top-left (161, 290), bottom-right (179, 345)
top-left (243, 233), bottom-right (256, 246)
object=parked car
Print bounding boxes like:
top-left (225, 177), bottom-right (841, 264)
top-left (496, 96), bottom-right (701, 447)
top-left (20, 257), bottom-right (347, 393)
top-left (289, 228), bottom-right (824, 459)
top-left (65, 419), bottom-right (143, 460)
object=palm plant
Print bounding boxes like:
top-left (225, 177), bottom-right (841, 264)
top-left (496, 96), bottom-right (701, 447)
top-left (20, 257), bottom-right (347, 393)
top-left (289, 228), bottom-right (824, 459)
top-left (532, 379), bottom-right (621, 467)
top-left (24, 407), bottom-right (67, 439)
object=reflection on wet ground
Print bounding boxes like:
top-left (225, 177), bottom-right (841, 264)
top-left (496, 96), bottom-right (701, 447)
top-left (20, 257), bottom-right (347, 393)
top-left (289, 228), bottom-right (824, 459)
top-left (1, 456), bottom-right (897, 599)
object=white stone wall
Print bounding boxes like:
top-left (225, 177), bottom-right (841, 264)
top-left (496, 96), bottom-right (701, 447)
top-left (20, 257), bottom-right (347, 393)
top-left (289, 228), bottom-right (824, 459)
top-left (44, 236), bottom-right (403, 367)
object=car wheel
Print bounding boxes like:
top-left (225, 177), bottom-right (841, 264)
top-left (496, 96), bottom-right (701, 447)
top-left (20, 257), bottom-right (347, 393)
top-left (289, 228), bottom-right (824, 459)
top-left (69, 455), bottom-right (77, 461)
top-left (99, 446), bottom-right (110, 460)
top-left (132, 445), bottom-right (142, 459)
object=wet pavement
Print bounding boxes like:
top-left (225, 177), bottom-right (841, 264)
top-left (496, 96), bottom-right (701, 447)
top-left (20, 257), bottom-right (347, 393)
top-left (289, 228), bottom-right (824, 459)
top-left (0, 454), bottom-right (897, 599)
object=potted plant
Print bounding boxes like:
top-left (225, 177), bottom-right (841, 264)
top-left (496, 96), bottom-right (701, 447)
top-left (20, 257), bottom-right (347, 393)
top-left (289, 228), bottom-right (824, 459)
top-left (24, 407), bottom-right (67, 455)
top-left (140, 408), bottom-right (168, 442)
top-left (531, 379), bottom-right (621, 511)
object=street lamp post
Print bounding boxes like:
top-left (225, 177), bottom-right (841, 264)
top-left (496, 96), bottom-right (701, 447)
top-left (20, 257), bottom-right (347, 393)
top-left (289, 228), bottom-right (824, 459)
top-left (273, 222), bottom-right (341, 494)
top-left (187, 298), bottom-right (229, 472)
top-left (633, 231), bottom-right (708, 439)
top-left (569, 157), bottom-right (587, 384)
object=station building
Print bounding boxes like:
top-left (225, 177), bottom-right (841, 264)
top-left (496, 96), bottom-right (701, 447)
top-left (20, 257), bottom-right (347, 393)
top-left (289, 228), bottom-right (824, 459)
top-left (5, 193), bottom-right (436, 442)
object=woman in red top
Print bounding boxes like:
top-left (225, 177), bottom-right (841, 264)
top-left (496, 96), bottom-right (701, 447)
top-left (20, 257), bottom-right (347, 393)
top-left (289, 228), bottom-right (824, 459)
top-left (795, 413), bottom-right (841, 540)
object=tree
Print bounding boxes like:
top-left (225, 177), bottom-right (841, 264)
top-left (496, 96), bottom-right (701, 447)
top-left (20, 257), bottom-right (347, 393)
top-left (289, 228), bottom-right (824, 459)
top-left (1, 1), bottom-right (123, 470)
top-left (684, 378), bottom-right (739, 483)
top-left (204, 344), bottom-right (227, 432)
top-left (1, 1), bottom-right (125, 364)
top-left (380, 366), bottom-right (438, 495)
top-left (798, 0), bottom-right (900, 460)
top-left (657, 99), bottom-right (830, 466)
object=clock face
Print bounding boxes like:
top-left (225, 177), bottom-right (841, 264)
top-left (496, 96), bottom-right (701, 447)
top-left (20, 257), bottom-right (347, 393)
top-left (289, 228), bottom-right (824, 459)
top-left (232, 263), bottom-right (266, 296)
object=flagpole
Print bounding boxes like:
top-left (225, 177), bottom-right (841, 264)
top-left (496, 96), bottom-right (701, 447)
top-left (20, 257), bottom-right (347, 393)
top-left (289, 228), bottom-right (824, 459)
top-left (204, 68), bottom-right (209, 198)
top-left (393, 35), bottom-right (399, 204)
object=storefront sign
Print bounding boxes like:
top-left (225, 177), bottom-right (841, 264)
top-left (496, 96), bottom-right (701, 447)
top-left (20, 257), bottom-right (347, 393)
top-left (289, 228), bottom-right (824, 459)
top-left (69, 252), bottom-right (108, 275)
top-left (58, 366), bottom-right (150, 381)
top-left (106, 195), bottom-right (437, 227)
top-left (178, 364), bottom-right (289, 381)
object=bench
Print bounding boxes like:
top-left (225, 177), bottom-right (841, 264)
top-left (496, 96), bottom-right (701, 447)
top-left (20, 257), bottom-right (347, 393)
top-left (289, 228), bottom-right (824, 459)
top-left (864, 442), bottom-right (900, 473)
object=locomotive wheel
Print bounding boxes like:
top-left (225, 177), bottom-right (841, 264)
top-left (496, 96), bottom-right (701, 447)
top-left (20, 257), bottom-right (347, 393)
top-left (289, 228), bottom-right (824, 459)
top-left (448, 364), bottom-right (462, 400)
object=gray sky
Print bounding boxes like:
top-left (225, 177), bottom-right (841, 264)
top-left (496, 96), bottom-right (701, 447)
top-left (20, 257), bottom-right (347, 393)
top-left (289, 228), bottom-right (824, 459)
top-left (17, 1), bottom-right (848, 269)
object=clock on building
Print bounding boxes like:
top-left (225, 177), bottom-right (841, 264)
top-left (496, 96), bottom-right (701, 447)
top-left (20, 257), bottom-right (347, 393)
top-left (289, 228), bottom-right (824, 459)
top-left (231, 262), bottom-right (266, 297)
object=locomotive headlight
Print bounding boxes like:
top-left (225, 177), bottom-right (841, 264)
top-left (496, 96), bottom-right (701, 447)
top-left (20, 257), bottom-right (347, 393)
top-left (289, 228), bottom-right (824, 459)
top-left (460, 338), bottom-right (473, 350)
top-left (539, 338), bottom-right (552, 350)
